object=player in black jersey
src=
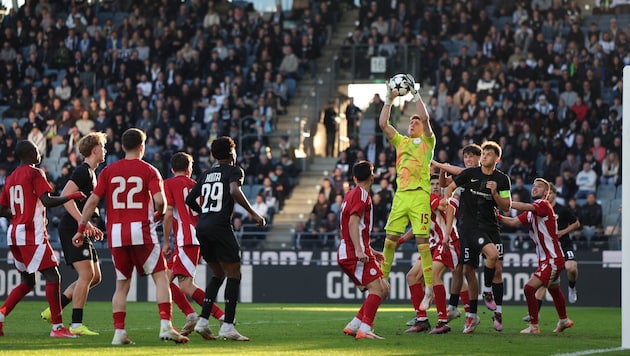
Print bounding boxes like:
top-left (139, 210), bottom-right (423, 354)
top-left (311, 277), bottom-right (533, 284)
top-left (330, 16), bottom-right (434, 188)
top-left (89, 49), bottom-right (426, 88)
top-left (186, 136), bottom-right (265, 341)
top-left (442, 141), bottom-right (511, 334)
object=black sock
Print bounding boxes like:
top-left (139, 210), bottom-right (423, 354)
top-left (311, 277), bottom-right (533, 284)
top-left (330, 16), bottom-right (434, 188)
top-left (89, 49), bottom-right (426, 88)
top-left (71, 308), bottom-right (83, 324)
top-left (568, 280), bottom-right (576, 288)
top-left (449, 293), bottom-right (460, 308)
top-left (224, 278), bottom-right (240, 324)
top-left (469, 299), bottom-right (478, 314)
top-left (483, 267), bottom-right (495, 289)
top-left (61, 294), bottom-right (71, 309)
top-left (537, 299), bottom-right (543, 311)
top-left (200, 276), bottom-right (223, 320)
top-left (492, 283), bottom-right (504, 309)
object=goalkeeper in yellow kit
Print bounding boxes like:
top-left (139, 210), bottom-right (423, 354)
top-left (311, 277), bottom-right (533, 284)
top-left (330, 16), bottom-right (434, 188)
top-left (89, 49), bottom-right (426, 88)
top-left (379, 74), bottom-right (436, 312)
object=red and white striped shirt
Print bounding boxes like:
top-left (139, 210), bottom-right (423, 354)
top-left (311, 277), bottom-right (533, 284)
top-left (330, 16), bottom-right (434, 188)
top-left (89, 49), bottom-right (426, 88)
top-left (338, 186), bottom-right (373, 260)
top-left (93, 158), bottom-right (164, 248)
top-left (164, 175), bottom-right (199, 247)
top-left (429, 194), bottom-right (459, 249)
top-left (0, 165), bottom-right (52, 245)
top-left (517, 199), bottom-right (564, 262)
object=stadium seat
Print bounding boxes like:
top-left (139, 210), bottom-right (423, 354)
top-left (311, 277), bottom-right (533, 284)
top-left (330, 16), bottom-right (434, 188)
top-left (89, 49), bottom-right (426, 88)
top-left (596, 184), bottom-right (616, 200)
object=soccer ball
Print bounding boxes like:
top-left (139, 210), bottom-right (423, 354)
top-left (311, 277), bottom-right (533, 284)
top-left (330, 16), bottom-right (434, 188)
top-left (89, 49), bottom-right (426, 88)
top-left (388, 74), bottom-right (412, 97)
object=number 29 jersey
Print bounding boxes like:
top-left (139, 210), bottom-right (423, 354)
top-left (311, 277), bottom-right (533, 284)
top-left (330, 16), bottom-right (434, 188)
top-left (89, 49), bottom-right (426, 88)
top-left (189, 163), bottom-right (244, 231)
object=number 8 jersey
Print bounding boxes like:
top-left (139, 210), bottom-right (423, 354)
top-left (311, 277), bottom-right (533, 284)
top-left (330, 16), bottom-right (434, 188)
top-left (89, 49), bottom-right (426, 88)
top-left (188, 163), bottom-right (244, 231)
top-left (93, 158), bottom-right (164, 248)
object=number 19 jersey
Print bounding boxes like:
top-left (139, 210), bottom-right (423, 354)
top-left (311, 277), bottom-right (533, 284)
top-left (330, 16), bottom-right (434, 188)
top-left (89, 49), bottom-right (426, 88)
top-left (93, 158), bottom-right (165, 248)
top-left (190, 163), bottom-right (244, 231)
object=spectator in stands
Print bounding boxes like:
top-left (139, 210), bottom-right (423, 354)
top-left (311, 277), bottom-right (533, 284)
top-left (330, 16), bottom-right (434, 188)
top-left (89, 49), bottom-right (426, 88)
top-left (511, 176), bottom-right (532, 203)
top-left (312, 192), bottom-right (331, 222)
top-left (575, 162), bottom-right (598, 199)
top-left (600, 151), bottom-right (620, 186)
top-left (576, 193), bottom-right (603, 248)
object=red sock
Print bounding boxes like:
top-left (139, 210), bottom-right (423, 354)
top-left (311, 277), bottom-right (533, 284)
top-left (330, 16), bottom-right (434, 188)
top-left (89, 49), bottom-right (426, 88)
top-left (524, 284), bottom-right (539, 324)
top-left (45, 282), bottom-right (62, 324)
top-left (211, 304), bottom-right (225, 320)
top-left (409, 283), bottom-right (427, 318)
top-left (360, 294), bottom-right (382, 327)
top-left (0, 282), bottom-right (32, 317)
top-left (460, 290), bottom-right (470, 313)
top-left (548, 286), bottom-right (568, 320)
top-left (192, 288), bottom-right (205, 306)
top-left (170, 283), bottom-right (195, 316)
top-left (113, 311), bottom-right (126, 330)
top-left (355, 303), bottom-right (365, 320)
top-left (158, 302), bottom-right (172, 321)
top-left (433, 284), bottom-right (447, 321)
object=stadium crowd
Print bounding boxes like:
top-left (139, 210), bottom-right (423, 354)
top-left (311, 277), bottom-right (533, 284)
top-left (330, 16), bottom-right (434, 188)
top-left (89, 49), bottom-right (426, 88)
top-left (0, 0), bottom-right (342, 244)
top-left (298, 0), bottom-right (624, 250)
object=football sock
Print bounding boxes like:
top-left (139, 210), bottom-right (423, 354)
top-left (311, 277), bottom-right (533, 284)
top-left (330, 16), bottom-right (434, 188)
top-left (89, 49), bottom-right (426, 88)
top-left (211, 303), bottom-right (225, 320)
top-left (72, 308), bottom-right (83, 324)
top-left (158, 302), bottom-right (172, 321)
top-left (170, 283), bottom-right (195, 316)
top-left (461, 290), bottom-right (471, 312)
top-left (200, 277), bottom-right (222, 320)
top-left (224, 278), bottom-right (240, 324)
top-left (381, 239), bottom-right (397, 279)
top-left (548, 286), bottom-right (568, 320)
top-left (360, 294), bottom-right (382, 327)
top-left (524, 284), bottom-right (539, 324)
top-left (409, 283), bottom-right (422, 315)
top-left (61, 294), bottom-right (71, 309)
top-left (418, 243), bottom-right (433, 286)
top-left (192, 288), bottom-right (205, 306)
top-left (568, 280), bottom-right (576, 288)
top-left (433, 284), bottom-right (447, 321)
top-left (492, 282), bottom-right (504, 313)
top-left (113, 311), bottom-right (126, 330)
top-left (537, 298), bottom-right (543, 311)
top-left (45, 282), bottom-right (63, 324)
top-left (448, 293), bottom-right (459, 309)
top-left (469, 299), bottom-right (478, 314)
top-left (483, 266), bottom-right (495, 290)
top-left (0, 282), bottom-right (32, 318)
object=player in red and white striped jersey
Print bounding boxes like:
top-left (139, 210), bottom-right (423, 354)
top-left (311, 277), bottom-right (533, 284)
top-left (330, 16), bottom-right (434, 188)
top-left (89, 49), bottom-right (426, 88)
top-left (498, 178), bottom-right (574, 334)
top-left (162, 152), bottom-right (224, 339)
top-left (72, 128), bottom-right (188, 344)
top-left (0, 140), bottom-right (86, 338)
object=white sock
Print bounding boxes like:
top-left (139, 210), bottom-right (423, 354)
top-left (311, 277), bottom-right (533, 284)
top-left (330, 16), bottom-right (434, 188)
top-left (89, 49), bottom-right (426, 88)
top-left (220, 322), bottom-right (234, 331)
top-left (359, 322), bottom-right (372, 332)
top-left (71, 323), bottom-right (82, 329)
top-left (186, 312), bottom-right (198, 320)
top-left (160, 319), bottom-right (171, 330)
top-left (348, 317), bottom-right (361, 329)
top-left (495, 306), bottom-right (502, 313)
top-left (115, 329), bottom-right (126, 336)
top-left (0, 312), bottom-right (5, 322)
top-left (197, 317), bottom-right (209, 327)
top-left (52, 323), bottom-right (64, 330)
top-left (482, 286), bottom-right (492, 293)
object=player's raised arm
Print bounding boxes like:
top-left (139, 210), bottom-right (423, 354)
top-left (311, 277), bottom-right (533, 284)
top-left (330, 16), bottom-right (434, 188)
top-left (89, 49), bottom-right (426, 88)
top-left (406, 74), bottom-right (433, 138)
top-left (379, 83), bottom-right (398, 141)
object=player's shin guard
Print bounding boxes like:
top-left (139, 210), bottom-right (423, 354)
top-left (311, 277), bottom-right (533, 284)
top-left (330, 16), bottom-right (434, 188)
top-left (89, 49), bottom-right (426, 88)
top-left (433, 284), bottom-right (447, 320)
top-left (418, 243), bottom-right (433, 286)
top-left (461, 290), bottom-right (471, 313)
top-left (381, 239), bottom-right (397, 279)
top-left (483, 266), bottom-right (495, 289)
top-left (158, 302), bottom-right (172, 321)
top-left (170, 283), bottom-right (195, 316)
top-left (224, 278), bottom-right (240, 324)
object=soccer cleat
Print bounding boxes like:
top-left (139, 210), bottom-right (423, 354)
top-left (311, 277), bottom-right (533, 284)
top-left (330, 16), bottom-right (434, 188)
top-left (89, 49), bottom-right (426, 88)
top-left (462, 315), bottom-right (480, 334)
top-left (522, 315), bottom-right (531, 322)
top-left (446, 309), bottom-right (461, 322)
top-left (492, 312), bottom-right (503, 331)
top-left (568, 287), bottom-right (578, 304)
top-left (404, 319), bottom-right (431, 333)
top-left (520, 324), bottom-right (541, 334)
top-left (0, 321), bottom-right (4, 336)
top-left (50, 327), bottom-right (78, 338)
top-left (194, 323), bottom-right (217, 340)
top-left (355, 329), bottom-right (384, 340)
top-left (69, 325), bottom-right (99, 336)
top-left (429, 321), bottom-right (451, 334)
top-left (343, 322), bottom-right (358, 337)
top-left (219, 324), bottom-right (250, 341)
top-left (482, 292), bottom-right (497, 311)
top-left (159, 327), bottom-right (190, 343)
top-left (180, 314), bottom-right (199, 336)
top-left (405, 316), bottom-right (418, 326)
top-left (420, 287), bottom-right (433, 311)
top-left (41, 307), bottom-right (52, 324)
top-left (112, 331), bottom-right (135, 345)
top-left (553, 319), bottom-right (574, 333)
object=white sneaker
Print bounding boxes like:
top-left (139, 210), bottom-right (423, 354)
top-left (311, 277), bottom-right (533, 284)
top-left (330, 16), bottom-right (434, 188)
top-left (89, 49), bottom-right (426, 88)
top-left (420, 286), bottom-right (433, 311)
top-left (568, 287), bottom-right (578, 303)
top-left (219, 324), bottom-right (250, 341)
top-left (112, 330), bottom-right (135, 345)
top-left (194, 321), bottom-right (217, 340)
top-left (446, 308), bottom-right (461, 322)
top-left (180, 314), bottom-right (199, 336)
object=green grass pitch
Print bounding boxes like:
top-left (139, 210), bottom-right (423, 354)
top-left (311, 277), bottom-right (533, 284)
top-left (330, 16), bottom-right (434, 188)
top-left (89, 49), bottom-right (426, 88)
top-left (0, 302), bottom-right (624, 355)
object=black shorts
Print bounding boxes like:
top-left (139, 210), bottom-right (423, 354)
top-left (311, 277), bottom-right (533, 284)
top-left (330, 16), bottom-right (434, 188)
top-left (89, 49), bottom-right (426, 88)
top-left (460, 229), bottom-right (502, 267)
top-left (559, 236), bottom-right (576, 261)
top-left (197, 226), bottom-right (241, 264)
top-left (59, 225), bottom-right (98, 266)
